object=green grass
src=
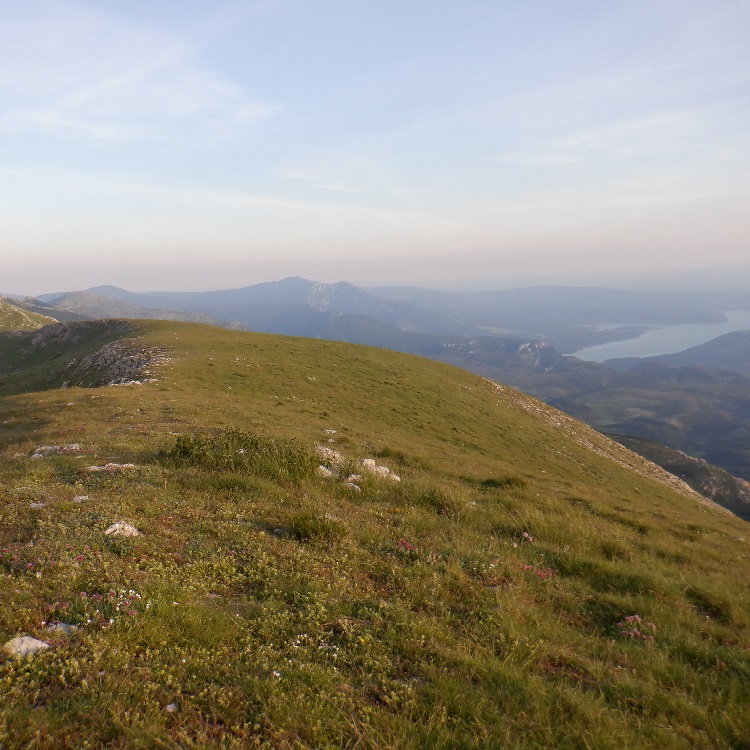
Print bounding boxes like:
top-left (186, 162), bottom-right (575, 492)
top-left (0, 319), bottom-right (748, 749)
top-left (0, 297), bottom-right (55, 332)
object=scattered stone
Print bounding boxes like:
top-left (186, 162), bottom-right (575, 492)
top-left (325, 429), bottom-right (337, 434)
top-left (86, 463), bottom-right (137, 472)
top-left (29, 502), bottom-right (46, 509)
top-left (344, 482), bottom-right (362, 492)
top-left (346, 474), bottom-right (363, 483)
top-left (359, 458), bottom-right (400, 482)
top-left (3, 636), bottom-right (50, 659)
top-left (165, 703), bottom-right (179, 713)
top-left (317, 445), bottom-right (345, 467)
top-left (13, 452), bottom-right (26, 459)
top-left (45, 623), bottom-right (78, 636)
top-left (60, 444), bottom-right (84, 454)
top-left (104, 522), bottom-right (141, 537)
top-left (318, 465), bottom-right (336, 479)
top-left (72, 495), bottom-right (89, 503)
top-left (32, 446), bottom-right (60, 458)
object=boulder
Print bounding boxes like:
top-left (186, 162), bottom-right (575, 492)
top-left (105, 522), bottom-right (141, 537)
top-left (3, 636), bottom-right (50, 659)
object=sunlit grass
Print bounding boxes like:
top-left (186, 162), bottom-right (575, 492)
top-left (0, 319), bottom-right (748, 748)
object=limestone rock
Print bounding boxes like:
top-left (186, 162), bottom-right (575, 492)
top-left (316, 445), bottom-right (345, 467)
top-left (359, 458), bottom-right (400, 481)
top-left (45, 623), bottom-right (78, 636)
top-left (86, 463), bottom-right (137, 472)
top-left (105, 522), bottom-right (141, 537)
top-left (3, 636), bottom-right (50, 659)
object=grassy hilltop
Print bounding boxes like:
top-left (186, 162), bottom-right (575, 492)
top-left (0, 297), bottom-right (56, 332)
top-left (0, 320), bottom-right (748, 749)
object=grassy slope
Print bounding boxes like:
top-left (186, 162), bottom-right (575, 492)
top-left (0, 298), bottom-right (56, 331)
top-left (0, 320), bottom-right (748, 749)
top-left (611, 433), bottom-right (750, 522)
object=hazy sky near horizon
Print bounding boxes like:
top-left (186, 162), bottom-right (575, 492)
top-left (2, 0), bottom-right (749, 294)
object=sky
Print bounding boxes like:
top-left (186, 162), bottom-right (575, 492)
top-left (1, 0), bottom-right (749, 294)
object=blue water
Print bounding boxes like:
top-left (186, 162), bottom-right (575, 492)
top-left (570, 310), bottom-right (750, 363)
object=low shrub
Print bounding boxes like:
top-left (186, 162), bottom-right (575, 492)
top-left (288, 512), bottom-right (345, 542)
top-left (164, 430), bottom-right (317, 484)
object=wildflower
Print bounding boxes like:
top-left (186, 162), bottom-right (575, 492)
top-left (75, 555), bottom-right (84, 562)
top-left (127, 609), bottom-right (137, 616)
top-left (397, 540), bottom-right (416, 552)
top-left (80, 591), bottom-right (88, 599)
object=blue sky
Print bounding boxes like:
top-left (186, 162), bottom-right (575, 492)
top-left (1, 0), bottom-right (748, 293)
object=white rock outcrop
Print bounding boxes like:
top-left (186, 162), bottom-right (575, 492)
top-left (359, 458), bottom-right (400, 482)
top-left (86, 463), bottom-right (137, 472)
top-left (3, 636), bottom-right (50, 658)
top-left (105, 522), bottom-right (141, 537)
top-left (316, 446), bottom-right (345, 467)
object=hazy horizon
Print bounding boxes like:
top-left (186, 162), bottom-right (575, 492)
top-left (6, 261), bottom-right (750, 300)
top-left (2, 1), bottom-right (748, 294)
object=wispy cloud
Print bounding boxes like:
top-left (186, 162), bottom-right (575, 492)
top-left (495, 108), bottom-right (720, 168)
top-left (276, 167), bottom-right (367, 193)
top-left (0, 2), bottom-right (277, 140)
top-left (556, 109), bottom-right (715, 155)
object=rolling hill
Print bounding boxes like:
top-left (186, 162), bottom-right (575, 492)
top-left (16, 282), bottom-right (750, 500)
top-left (0, 319), bottom-right (748, 748)
top-left (82, 278), bottom-right (482, 337)
top-left (45, 290), bottom-right (246, 330)
top-left (0, 297), bottom-right (56, 331)
top-left (605, 330), bottom-right (750, 377)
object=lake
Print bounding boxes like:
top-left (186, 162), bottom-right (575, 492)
top-left (569, 310), bottom-right (750, 362)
